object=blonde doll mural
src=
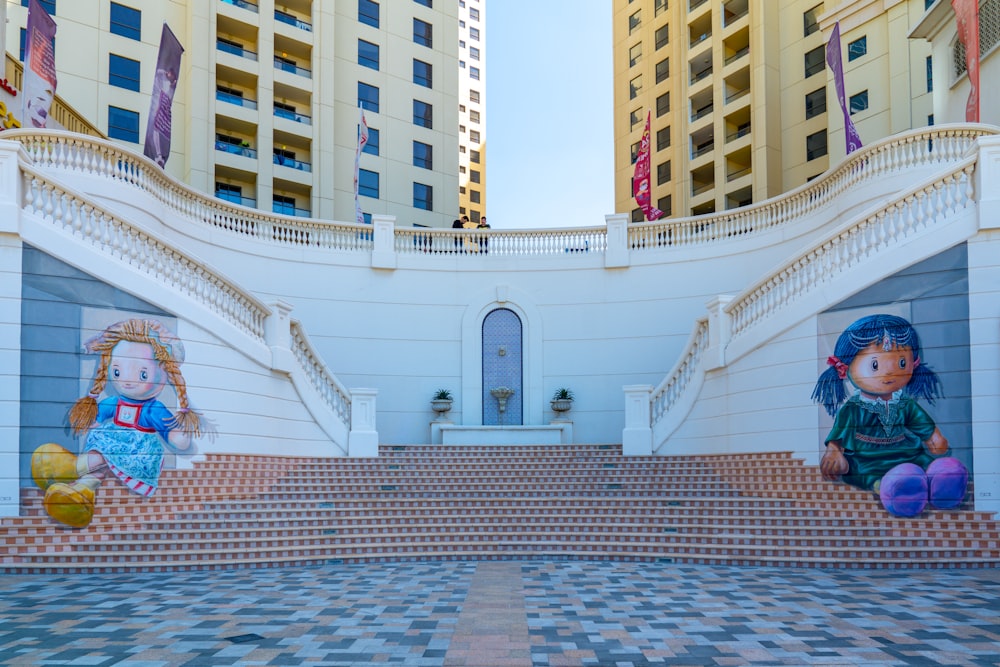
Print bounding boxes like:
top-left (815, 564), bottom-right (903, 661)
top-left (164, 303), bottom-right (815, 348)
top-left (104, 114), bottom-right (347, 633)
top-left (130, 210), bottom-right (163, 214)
top-left (30, 319), bottom-right (210, 528)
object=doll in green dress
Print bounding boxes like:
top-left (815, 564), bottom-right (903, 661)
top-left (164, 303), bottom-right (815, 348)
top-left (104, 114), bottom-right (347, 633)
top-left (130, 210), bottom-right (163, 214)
top-left (811, 314), bottom-right (967, 517)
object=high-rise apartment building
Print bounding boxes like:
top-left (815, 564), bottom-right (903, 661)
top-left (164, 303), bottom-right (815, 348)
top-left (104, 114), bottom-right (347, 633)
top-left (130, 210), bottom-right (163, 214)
top-left (4, 0), bottom-right (469, 228)
top-left (457, 0), bottom-right (486, 224)
top-left (613, 0), bottom-right (936, 220)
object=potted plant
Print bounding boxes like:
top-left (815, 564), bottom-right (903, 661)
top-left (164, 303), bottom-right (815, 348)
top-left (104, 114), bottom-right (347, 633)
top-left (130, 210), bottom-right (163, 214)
top-left (550, 387), bottom-right (574, 414)
top-left (431, 389), bottom-right (453, 416)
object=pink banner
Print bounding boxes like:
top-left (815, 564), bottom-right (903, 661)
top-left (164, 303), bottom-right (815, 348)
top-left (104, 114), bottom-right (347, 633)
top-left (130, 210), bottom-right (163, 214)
top-left (354, 105), bottom-right (369, 225)
top-left (632, 111), bottom-right (663, 221)
top-left (952, 0), bottom-right (980, 123)
top-left (21, 0), bottom-right (57, 129)
top-left (826, 22), bottom-right (863, 154)
top-left (144, 24), bottom-right (184, 167)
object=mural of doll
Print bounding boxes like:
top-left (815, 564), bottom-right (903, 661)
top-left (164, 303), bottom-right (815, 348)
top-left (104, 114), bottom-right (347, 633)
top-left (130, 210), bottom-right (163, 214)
top-left (30, 318), bottom-right (210, 528)
top-left (811, 313), bottom-right (968, 517)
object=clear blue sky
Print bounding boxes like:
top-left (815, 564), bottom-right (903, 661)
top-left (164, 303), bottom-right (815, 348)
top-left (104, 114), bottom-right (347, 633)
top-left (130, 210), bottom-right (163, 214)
top-left (485, 2), bottom-right (615, 229)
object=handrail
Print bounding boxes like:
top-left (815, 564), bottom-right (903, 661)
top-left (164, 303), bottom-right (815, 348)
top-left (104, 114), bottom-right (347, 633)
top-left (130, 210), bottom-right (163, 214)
top-left (290, 321), bottom-right (351, 423)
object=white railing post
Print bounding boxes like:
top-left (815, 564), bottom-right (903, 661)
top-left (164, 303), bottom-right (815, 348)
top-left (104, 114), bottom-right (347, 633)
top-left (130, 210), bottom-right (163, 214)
top-left (0, 141), bottom-right (20, 516)
top-left (977, 135), bottom-right (1000, 230)
top-left (348, 388), bottom-right (379, 457)
top-left (265, 300), bottom-right (294, 373)
top-left (0, 140), bottom-right (22, 233)
top-left (371, 214), bottom-right (396, 269)
top-left (704, 294), bottom-right (734, 370)
top-left (622, 384), bottom-right (653, 456)
top-left (605, 213), bottom-right (630, 268)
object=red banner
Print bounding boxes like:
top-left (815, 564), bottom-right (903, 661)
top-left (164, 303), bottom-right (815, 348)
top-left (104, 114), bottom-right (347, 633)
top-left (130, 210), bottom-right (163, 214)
top-left (632, 111), bottom-right (664, 221)
top-left (952, 0), bottom-right (980, 122)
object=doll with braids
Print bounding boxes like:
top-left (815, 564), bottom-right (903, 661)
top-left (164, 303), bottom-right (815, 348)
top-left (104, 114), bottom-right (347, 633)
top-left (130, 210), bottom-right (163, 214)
top-left (811, 313), bottom-right (967, 517)
top-left (31, 319), bottom-right (210, 528)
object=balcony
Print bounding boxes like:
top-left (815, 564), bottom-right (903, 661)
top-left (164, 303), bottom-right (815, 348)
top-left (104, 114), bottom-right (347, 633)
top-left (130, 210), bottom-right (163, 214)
top-left (723, 0), bottom-right (749, 28)
top-left (724, 46), bottom-right (749, 66)
top-left (691, 103), bottom-right (714, 122)
top-left (274, 105), bottom-right (312, 125)
top-left (275, 57), bottom-right (312, 78)
top-left (275, 9), bottom-right (312, 32)
top-left (216, 89), bottom-right (258, 110)
top-left (217, 39), bottom-right (258, 61)
top-left (273, 203), bottom-right (311, 217)
top-left (216, 138), bottom-right (257, 159)
top-left (220, 0), bottom-right (258, 12)
top-left (215, 190), bottom-right (257, 207)
top-left (690, 67), bottom-right (713, 85)
top-left (273, 153), bottom-right (312, 173)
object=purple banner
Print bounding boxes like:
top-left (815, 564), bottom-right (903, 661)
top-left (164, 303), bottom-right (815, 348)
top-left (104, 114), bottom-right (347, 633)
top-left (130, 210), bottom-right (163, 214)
top-left (21, 0), bottom-right (57, 129)
top-left (825, 22), bottom-right (863, 154)
top-left (144, 24), bottom-right (184, 167)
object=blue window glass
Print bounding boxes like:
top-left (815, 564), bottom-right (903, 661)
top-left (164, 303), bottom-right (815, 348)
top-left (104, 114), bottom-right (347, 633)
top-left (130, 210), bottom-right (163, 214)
top-left (849, 90), bottom-right (869, 115)
top-left (848, 36), bottom-right (867, 61)
top-left (22, 0), bottom-right (55, 14)
top-left (110, 2), bottom-right (141, 40)
top-left (359, 169), bottom-right (379, 198)
top-left (413, 141), bottom-right (432, 170)
top-left (413, 100), bottom-right (432, 128)
top-left (358, 39), bottom-right (379, 70)
top-left (414, 182), bottom-right (433, 210)
top-left (359, 0), bottom-right (379, 28)
top-left (108, 106), bottom-right (140, 143)
top-left (363, 127), bottom-right (379, 155)
top-left (414, 0), bottom-right (432, 6)
top-left (109, 54), bottom-right (140, 91)
top-left (413, 59), bottom-right (432, 88)
top-left (926, 56), bottom-right (933, 93)
top-left (358, 82), bottom-right (379, 113)
top-left (414, 18), bottom-right (432, 47)
top-left (273, 194), bottom-right (296, 215)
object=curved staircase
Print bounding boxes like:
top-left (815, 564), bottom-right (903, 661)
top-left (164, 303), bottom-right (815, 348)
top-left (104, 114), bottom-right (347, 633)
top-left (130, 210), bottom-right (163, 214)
top-left (2, 445), bottom-right (998, 573)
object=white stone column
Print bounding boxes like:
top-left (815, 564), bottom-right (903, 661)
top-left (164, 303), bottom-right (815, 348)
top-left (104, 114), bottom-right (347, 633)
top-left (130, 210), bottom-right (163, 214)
top-left (621, 384), bottom-right (653, 456)
top-left (264, 299), bottom-right (294, 373)
top-left (0, 141), bottom-right (22, 516)
top-left (371, 214), bottom-right (396, 269)
top-left (348, 388), bottom-right (379, 457)
top-left (704, 294), bottom-right (734, 370)
top-left (977, 135), bottom-right (1000, 231)
top-left (604, 213), bottom-right (630, 269)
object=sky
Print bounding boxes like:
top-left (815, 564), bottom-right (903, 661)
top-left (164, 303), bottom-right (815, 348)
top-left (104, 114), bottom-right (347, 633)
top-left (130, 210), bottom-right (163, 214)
top-left (484, 2), bottom-right (616, 229)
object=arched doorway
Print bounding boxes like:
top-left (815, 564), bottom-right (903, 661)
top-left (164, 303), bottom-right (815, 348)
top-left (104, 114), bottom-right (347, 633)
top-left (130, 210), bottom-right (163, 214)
top-left (482, 308), bottom-right (522, 425)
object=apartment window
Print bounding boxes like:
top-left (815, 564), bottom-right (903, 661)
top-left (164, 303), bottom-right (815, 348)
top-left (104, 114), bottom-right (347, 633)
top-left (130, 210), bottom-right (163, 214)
top-left (470, 150), bottom-right (480, 163)
top-left (630, 141), bottom-right (640, 164)
top-left (656, 91), bottom-right (670, 117)
top-left (848, 36), bottom-right (867, 61)
top-left (804, 46), bottom-right (825, 78)
top-left (470, 7), bottom-right (479, 20)
top-left (469, 89), bottom-right (480, 103)
top-left (414, 18), bottom-right (433, 47)
top-left (469, 130), bottom-right (480, 143)
top-left (469, 66), bottom-right (480, 80)
top-left (359, 0), bottom-right (379, 28)
top-left (630, 109), bottom-right (643, 130)
top-left (358, 82), bottom-right (379, 112)
top-left (470, 46), bottom-right (480, 60)
top-left (926, 55), bottom-right (933, 92)
top-left (656, 126), bottom-right (670, 150)
top-left (413, 100), bottom-right (433, 128)
top-left (629, 75), bottom-right (642, 100)
top-left (273, 194), bottom-right (296, 215)
top-left (109, 54), bottom-right (140, 91)
top-left (629, 10), bottom-right (641, 34)
top-left (849, 90), bottom-right (868, 115)
top-left (806, 130), bottom-right (828, 161)
top-left (413, 141), bottom-right (433, 169)
top-left (364, 127), bottom-right (379, 155)
top-left (655, 24), bottom-right (669, 50)
top-left (469, 110), bottom-right (480, 124)
top-left (804, 87), bottom-right (826, 118)
top-left (470, 170), bottom-right (481, 184)
top-left (629, 43), bottom-right (642, 67)
top-left (110, 2), bottom-right (141, 40)
top-left (655, 0), bottom-right (668, 16)
top-left (657, 160), bottom-right (671, 185)
top-left (359, 169), bottom-right (379, 198)
top-left (655, 57), bottom-right (669, 83)
top-left (215, 183), bottom-right (243, 205)
top-left (470, 190), bottom-right (481, 204)
top-left (414, 183), bottom-right (433, 210)
top-left (470, 27), bottom-right (480, 40)
top-left (414, 59), bottom-right (433, 87)
top-left (358, 39), bottom-right (379, 70)
top-left (23, 0), bottom-right (55, 13)
top-left (631, 208), bottom-right (644, 222)
top-left (928, 114), bottom-right (934, 126)
top-left (803, 5), bottom-right (821, 36)
top-left (414, 0), bottom-right (431, 6)
top-left (108, 106), bottom-right (139, 143)
top-left (658, 195), bottom-right (672, 216)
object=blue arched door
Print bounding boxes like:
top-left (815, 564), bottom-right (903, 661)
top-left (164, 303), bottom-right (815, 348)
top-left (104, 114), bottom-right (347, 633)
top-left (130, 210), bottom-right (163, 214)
top-left (482, 308), bottom-right (522, 425)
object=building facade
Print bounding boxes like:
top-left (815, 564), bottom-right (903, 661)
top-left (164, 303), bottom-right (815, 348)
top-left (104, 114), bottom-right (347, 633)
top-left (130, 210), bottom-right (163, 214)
top-left (457, 0), bottom-right (486, 224)
top-left (3, 0), bottom-right (467, 228)
top-left (612, 0), bottom-right (944, 220)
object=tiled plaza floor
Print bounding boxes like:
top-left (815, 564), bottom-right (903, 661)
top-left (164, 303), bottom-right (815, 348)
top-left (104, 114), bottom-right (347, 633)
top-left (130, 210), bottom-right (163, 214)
top-left (1, 560), bottom-right (999, 666)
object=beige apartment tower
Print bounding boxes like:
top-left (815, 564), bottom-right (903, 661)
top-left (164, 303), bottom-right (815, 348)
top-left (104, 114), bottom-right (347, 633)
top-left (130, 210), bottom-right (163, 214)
top-left (613, 0), bottom-right (935, 220)
top-left (5, 0), bottom-right (474, 228)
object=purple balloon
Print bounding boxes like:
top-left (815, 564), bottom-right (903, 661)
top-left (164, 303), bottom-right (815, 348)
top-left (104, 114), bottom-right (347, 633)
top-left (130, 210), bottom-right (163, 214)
top-left (879, 463), bottom-right (928, 517)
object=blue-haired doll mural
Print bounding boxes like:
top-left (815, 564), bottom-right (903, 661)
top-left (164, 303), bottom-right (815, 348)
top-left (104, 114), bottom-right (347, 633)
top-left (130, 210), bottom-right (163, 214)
top-left (812, 313), bottom-right (968, 517)
top-left (30, 318), bottom-right (211, 528)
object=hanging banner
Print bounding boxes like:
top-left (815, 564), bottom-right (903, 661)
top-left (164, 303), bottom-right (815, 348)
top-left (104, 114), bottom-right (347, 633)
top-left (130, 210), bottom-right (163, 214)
top-left (354, 105), bottom-right (369, 225)
top-left (826, 22), bottom-right (863, 155)
top-left (144, 24), bottom-right (184, 167)
top-left (952, 0), bottom-right (980, 122)
top-left (632, 111), bottom-right (664, 221)
top-left (21, 0), bottom-right (57, 129)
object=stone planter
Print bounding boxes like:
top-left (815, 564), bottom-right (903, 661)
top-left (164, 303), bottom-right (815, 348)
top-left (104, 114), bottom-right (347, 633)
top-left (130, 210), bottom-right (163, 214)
top-left (550, 398), bottom-right (573, 414)
top-left (431, 399), bottom-right (453, 416)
